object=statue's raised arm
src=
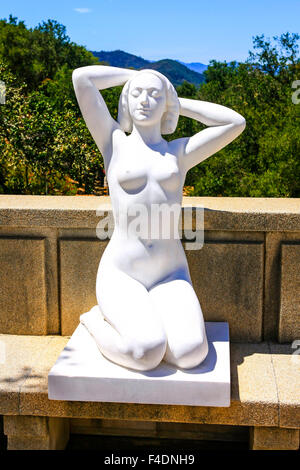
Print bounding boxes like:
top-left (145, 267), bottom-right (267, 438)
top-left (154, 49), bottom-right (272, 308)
top-left (174, 97), bottom-right (246, 173)
top-left (72, 65), bottom-right (138, 167)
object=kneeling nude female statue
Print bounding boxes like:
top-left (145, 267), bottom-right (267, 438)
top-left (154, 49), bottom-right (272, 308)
top-left (72, 65), bottom-right (246, 371)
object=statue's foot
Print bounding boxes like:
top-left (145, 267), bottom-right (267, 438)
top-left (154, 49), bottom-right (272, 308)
top-left (80, 305), bottom-right (104, 333)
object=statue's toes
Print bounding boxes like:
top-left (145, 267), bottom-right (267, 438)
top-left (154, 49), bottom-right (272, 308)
top-left (80, 305), bottom-right (102, 329)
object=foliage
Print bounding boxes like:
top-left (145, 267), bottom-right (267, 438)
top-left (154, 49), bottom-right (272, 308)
top-left (0, 16), bottom-right (299, 197)
top-left (0, 16), bottom-right (104, 195)
top-left (0, 60), bottom-right (103, 195)
top-left (0, 15), bottom-right (99, 90)
top-left (178, 33), bottom-right (300, 197)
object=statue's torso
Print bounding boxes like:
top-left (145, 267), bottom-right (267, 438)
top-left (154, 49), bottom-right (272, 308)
top-left (98, 132), bottom-right (190, 289)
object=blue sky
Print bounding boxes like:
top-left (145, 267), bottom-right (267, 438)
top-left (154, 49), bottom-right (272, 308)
top-left (1, 0), bottom-right (299, 63)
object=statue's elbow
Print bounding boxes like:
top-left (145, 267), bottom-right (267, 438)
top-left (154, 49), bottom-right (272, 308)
top-left (231, 115), bottom-right (246, 138)
top-left (72, 68), bottom-right (91, 90)
top-left (72, 68), bottom-right (83, 83)
top-left (236, 115), bottom-right (246, 131)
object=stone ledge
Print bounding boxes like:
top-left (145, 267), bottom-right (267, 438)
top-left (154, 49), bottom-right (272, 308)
top-left (4, 415), bottom-right (70, 450)
top-left (0, 195), bottom-right (299, 231)
top-left (0, 333), bottom-right (298, 429)
top-left (250, 426), bottom-right (300, 450)
top-left (269, 343), bottom-right (300, 429)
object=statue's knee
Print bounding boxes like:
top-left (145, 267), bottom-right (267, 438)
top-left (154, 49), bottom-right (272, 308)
top-left (129, 335), bottom-right (167, 371)
top-left (173, 337), bottom-right (209, 369)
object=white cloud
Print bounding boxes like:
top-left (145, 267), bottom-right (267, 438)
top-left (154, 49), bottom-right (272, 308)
top-left (74, 8), bottom-right (92, 14)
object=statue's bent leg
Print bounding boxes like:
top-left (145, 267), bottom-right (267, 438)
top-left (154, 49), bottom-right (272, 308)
top-left (81, 265), bottom-right (167, 371)
top-left (149, 279), bottom-right (208, 369)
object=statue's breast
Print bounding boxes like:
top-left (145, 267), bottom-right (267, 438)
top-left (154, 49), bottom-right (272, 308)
top-left (114, 145), bottom-right (181, 195)
top-left (152, 157), bottom-right (181, 192)
top-left (117, 168), bottom-right (148, 195)
top-left (154, 166), bottom-right (181, 192)
top-left (117, 163), bottom-right (181, 195)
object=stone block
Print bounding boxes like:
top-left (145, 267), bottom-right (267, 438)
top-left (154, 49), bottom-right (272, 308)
top-left (19, 337), bottom-right (278, 428)
top-left (0, 334), bottom-right (53, 414)
top-left (1, 195), bottom-right (300, 232)
top-left (4, 415), bottom-right (69, 450)
top-left (0, 237), bottom-right (47, 334)
top-left (4, 415), bottom-right (50, 437)
top-left (250, 426), bottom-right (299, 450)
top-left (70, 418), bottom-right (157, 437)
top-left (270, 343), bottom-right (300, 429)
top-left (59, 238), bottom-right (107, 335)
top-left (19, 335), bottom-right (71, 418)
top-left (48, 322), bottom-right (230, 407)
top-left (279, 243), bottom-right (300, 342)
top-left (186, 241), bottom-right (264, 341)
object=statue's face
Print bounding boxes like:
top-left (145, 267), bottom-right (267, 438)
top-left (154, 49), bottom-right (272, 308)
top-left (128, 73), bottom-right (166, 128)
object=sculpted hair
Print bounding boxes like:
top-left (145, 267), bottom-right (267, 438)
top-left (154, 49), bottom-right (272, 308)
top-left (118, 69), bottom-right (180, 135)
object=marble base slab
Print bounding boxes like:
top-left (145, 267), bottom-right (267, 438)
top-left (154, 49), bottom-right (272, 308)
top-left (48, 322), bottom-right (230, 407)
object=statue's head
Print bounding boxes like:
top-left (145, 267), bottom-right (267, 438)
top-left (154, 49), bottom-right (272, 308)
top-left (118, 69), bottom-right (179, 135)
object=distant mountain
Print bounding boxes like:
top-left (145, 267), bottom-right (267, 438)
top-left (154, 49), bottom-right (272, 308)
top-left (144, 59), bottom-right (205, 86)
top-left (91, 50), bottom-right (149, 69)
top-left (90, 50), bottom-right (205, 87)
top-left (178, 61), bottom-right (208, 74)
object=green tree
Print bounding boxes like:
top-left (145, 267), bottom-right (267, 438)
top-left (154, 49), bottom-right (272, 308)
top-left (0, 15), bottom-right (99, 90)
top-left (0, 60), bottom-right (104, 195)
top-left (184, 33), bottom-right (300, 197)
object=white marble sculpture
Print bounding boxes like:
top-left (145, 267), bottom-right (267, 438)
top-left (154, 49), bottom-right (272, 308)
top-left (72, 65), bottom-right (246, 372)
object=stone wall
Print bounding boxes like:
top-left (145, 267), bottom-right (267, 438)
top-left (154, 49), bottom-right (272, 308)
top-left (0, 195), bottom-right (299, 343)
